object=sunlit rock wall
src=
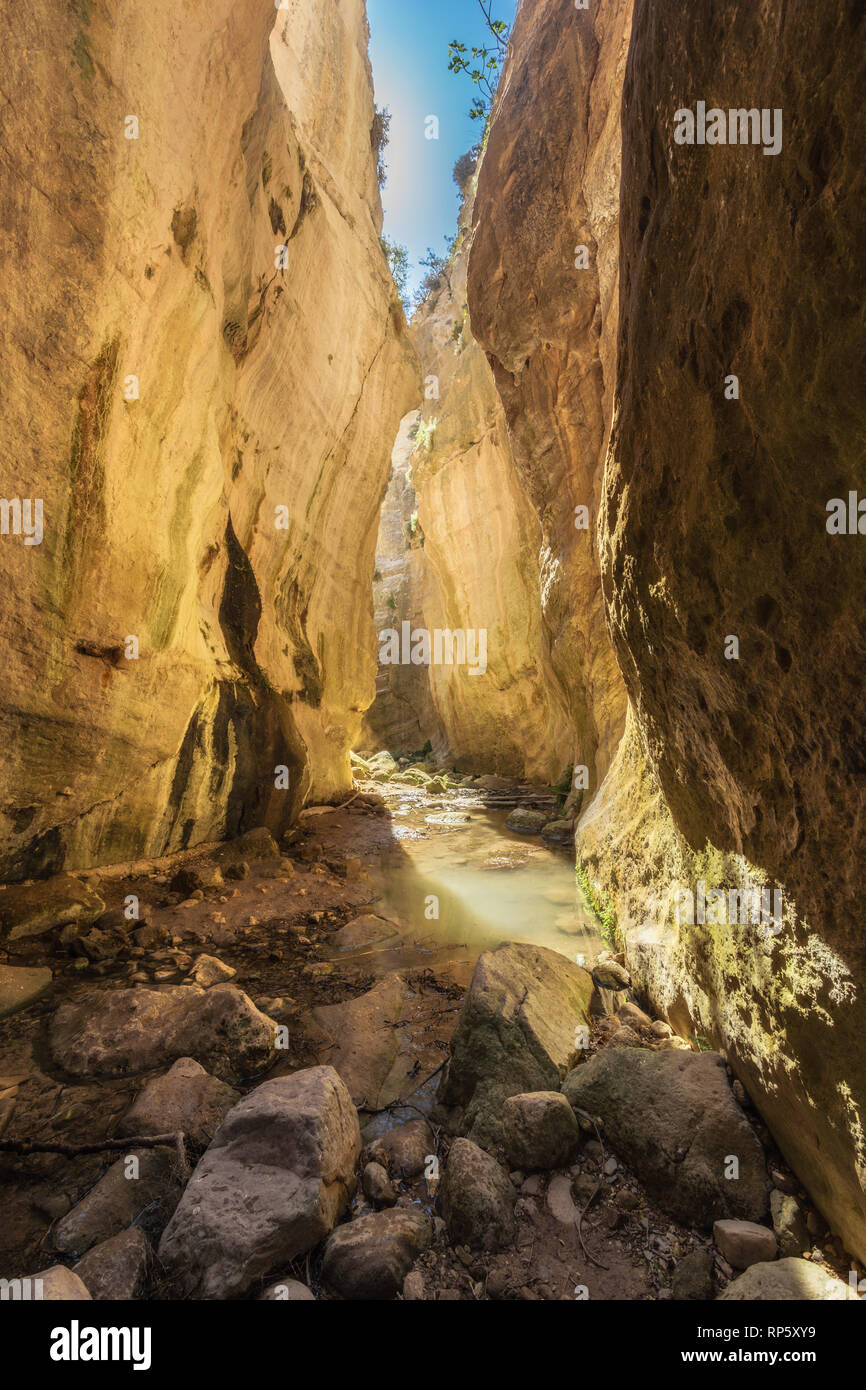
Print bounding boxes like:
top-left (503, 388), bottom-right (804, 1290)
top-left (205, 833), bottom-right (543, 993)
top-left (0, 0), bottom-right (418, 878)
top-left (406, 190), bottom-right (573, 781)
top-left (467, 0), bottom-right (632, 793)
top-left (361, 409), bottom-right (445, 757)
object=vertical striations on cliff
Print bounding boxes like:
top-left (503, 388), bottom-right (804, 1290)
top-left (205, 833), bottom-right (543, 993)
top-left (0, 0), bottom-right (418, 878)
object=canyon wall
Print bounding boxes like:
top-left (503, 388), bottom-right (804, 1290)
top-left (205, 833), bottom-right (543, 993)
top-left (468, 0), bottom-right (866, 1259)
top-left (401, 190), bottom-right (573, 780)
top-left (361, 409), bottom-right (444, 757)
top-left (595, 0), bottom-right (866, 1262)
top-left (467, 0), bottom-right (632, 795)
top-left (0, 0), bottom-right (417, 879)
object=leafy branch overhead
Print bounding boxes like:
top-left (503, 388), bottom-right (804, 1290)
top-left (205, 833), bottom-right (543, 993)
top-left (448, 1), bottom-right (510, 121)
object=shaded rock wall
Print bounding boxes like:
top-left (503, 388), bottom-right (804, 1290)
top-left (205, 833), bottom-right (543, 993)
top-left (597, 0), bottom-right (866, 1260)
top-left (465, 0), bottom-right (866, 1264)
top-left (0, 0), bottom-right (417, 878)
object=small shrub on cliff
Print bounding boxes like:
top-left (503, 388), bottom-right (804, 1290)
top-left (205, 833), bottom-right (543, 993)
top-left (371, 106), bottom-right (391, 189)
top-left (453, 146), bottom-right (480, 190)
top-left (381, 237), bottom-right (410, 313)
top-left (414, 418), bottom-right (438, 453)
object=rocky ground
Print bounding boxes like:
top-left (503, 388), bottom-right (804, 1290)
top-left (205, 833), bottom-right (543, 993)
top-left (0, 754), bottom-right (861, 1301)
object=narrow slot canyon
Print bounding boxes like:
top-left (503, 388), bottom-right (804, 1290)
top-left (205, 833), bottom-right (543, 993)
top-left (0, 0), bottom-right (865, 1328)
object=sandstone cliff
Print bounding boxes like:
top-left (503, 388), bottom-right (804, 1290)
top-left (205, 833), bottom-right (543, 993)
top-left (595, 0), bottom-right (866, 1261)
top-left (401, 187), bottom-right (573, 780)
top-left (0, 0), bottom-right (417, 879)
top-left (463, 0), bottom-right (866, 1267)
top-left (467, 0), bottom-right (632, 794)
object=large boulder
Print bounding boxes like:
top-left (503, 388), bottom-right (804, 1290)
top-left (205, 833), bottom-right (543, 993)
top-left (21, 1266), bottom-right (92, 1300)
top-left (157, 1067), bottom-right (360, 1299)
top-left (718, 1258), bottom-right (858, 1301)
top-left (50, 984), bottom-right (277, 1082)
top-left (439, 943), bottom-right (593, 1147)
top-left (437, 1137), bottom-right (516, 1251)
top-left (321, 1209), bottom-right (432, 1299)
top-left (118, 1057), bottom-right (240, 1150)
top-left (0, 874), bottom-right (104, 941)
top-left (501, 1091), bottom-right (581, 1170)
top-left (562, 1048), bottom-right (770, 1227)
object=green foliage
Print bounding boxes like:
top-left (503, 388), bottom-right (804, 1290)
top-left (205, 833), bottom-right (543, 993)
top-left (448, 2), bottom-right (510, 121)
top-left (576, 862), bottom-right (621, 951)
top-left (453, 146), bottom-right (480, 190)
top-left (385, 593), bottom-right (397, 610)
top-left (381, 237), bottom-right (410, 312)
top-left (371, 106), bottom-right (391, 189)
top-left (411, 246), bottom-right (450, 310)
top-left (414, 417), bottom-right (437, 453)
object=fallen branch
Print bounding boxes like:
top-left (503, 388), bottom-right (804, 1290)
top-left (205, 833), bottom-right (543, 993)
top-left (0, 1131), bottom-right (191, 1179)
top-left (572, 1107), bottom-right (609, 1271)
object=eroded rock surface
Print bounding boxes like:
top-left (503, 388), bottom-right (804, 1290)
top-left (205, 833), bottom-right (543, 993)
top-left (439, 942), bottom-right (593, 1148)
top-left (50, 984), bottom-right (277, 1082)
top-left (0, 0), bottom-right (418, 881)
top-left (158, 1066), bottom-right (360, 1299)
top-left (563, 1049), bottom-right (771, 1227)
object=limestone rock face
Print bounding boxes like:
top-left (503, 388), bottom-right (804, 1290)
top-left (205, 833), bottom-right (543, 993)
top-left (362, 411), bottom-right (442, 756)
top-left (397, 186), bottom-right (573, 781)
top-left (467, 0), bottom-right (632, 791)
top-left (0, 0), bottom-right (418, 880)
top-left (596, 0), bottom-right (866, 1260)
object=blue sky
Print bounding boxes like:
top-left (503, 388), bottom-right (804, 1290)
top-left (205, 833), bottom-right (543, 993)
top-left (367, 0), bottom-right (517, 298)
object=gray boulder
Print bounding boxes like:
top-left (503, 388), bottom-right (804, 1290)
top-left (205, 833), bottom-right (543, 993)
top-left (714, 1218), bottom-right (777, 1269)
top-left (562, 1048), bottom-right (770, 1227)
top-left (439, 942), bottom-right (594, 1148)
top-left (0, 964), bottom-right (52, 1018)
top-left (438, 1137), bottom-right (516, 1251)
top-left (158, 1066), bottom-right (359, 1299)
top-left (770, 1189), bottom-right (810, 1257)
top-left (501, 1091), bottom-right (581, 1170)
top-left (504, 808), bottom-right (548, 834)
top-left (73, 1227), bottom-right (151, 1300)
top-left (50, 984), bottom-right (277, 1082)
top-left (367, 1118), bottom-right (433, 1179)
top-left (321, 1208), bottom-right (432, 1299)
